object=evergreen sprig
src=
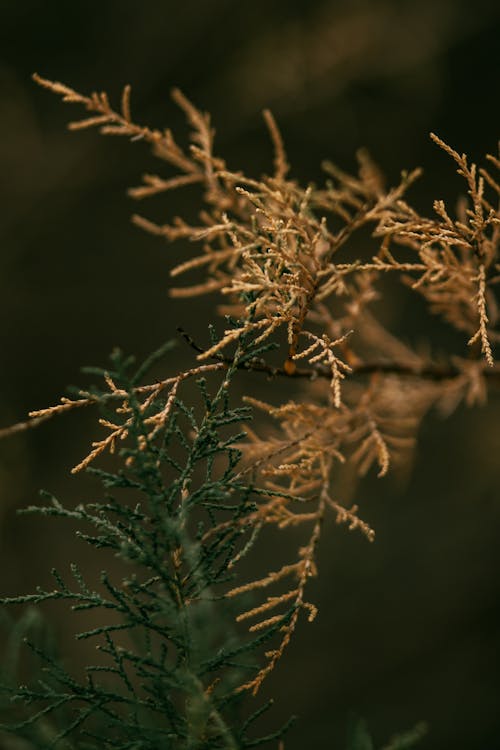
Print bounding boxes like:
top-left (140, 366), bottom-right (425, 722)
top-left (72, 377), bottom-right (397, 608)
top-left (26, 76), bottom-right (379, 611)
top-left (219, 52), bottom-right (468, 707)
top-left (0, 339), bottom-right (296, 749)
top-left (7, 68), bottom-right (497, 746)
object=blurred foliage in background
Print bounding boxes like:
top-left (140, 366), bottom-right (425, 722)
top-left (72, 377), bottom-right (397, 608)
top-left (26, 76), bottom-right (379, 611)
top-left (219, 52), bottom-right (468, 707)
top-left (0, 1), bottom-right (499, 747)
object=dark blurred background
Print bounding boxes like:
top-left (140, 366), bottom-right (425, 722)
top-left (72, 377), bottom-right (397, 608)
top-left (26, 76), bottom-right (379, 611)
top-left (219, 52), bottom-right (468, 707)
top-left (1, 1), bottom-right (500, 747)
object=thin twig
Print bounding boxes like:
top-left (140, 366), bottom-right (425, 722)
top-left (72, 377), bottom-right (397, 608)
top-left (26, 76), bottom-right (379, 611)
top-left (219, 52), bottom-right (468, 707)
top-left (177, 328), bottom-right (500, 383)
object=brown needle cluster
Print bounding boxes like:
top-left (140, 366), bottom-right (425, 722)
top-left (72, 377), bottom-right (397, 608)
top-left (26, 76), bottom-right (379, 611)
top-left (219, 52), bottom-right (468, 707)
top-left (4, 75), bottom-right (498, 693)
top-left (28, 362), bottom-right (226, 474)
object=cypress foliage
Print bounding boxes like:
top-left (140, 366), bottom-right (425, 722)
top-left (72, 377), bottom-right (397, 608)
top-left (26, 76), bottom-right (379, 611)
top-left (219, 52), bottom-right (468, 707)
top-left (5, 69), bottom-right (498, 747)
top-left (1, 337), bottom-right (297, 748)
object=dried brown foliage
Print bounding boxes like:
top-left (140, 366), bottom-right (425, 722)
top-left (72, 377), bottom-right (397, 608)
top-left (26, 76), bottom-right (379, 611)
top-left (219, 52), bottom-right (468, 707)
top-left (5, 74), bottom-right (499, 694)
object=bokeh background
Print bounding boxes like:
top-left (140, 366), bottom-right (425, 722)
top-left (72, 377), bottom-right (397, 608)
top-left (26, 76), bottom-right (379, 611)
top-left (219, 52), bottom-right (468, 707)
top-left (1, 1), bottom-right (500, 747)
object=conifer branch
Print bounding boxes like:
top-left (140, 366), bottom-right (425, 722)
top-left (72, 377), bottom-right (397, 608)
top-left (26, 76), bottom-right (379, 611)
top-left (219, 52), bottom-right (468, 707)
top-left (1, 74), bottom-right (498, 748)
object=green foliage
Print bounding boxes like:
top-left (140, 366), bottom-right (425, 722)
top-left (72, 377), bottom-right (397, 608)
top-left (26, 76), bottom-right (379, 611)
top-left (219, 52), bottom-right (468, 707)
top-left (0, 339), bottom-right (295, 749)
